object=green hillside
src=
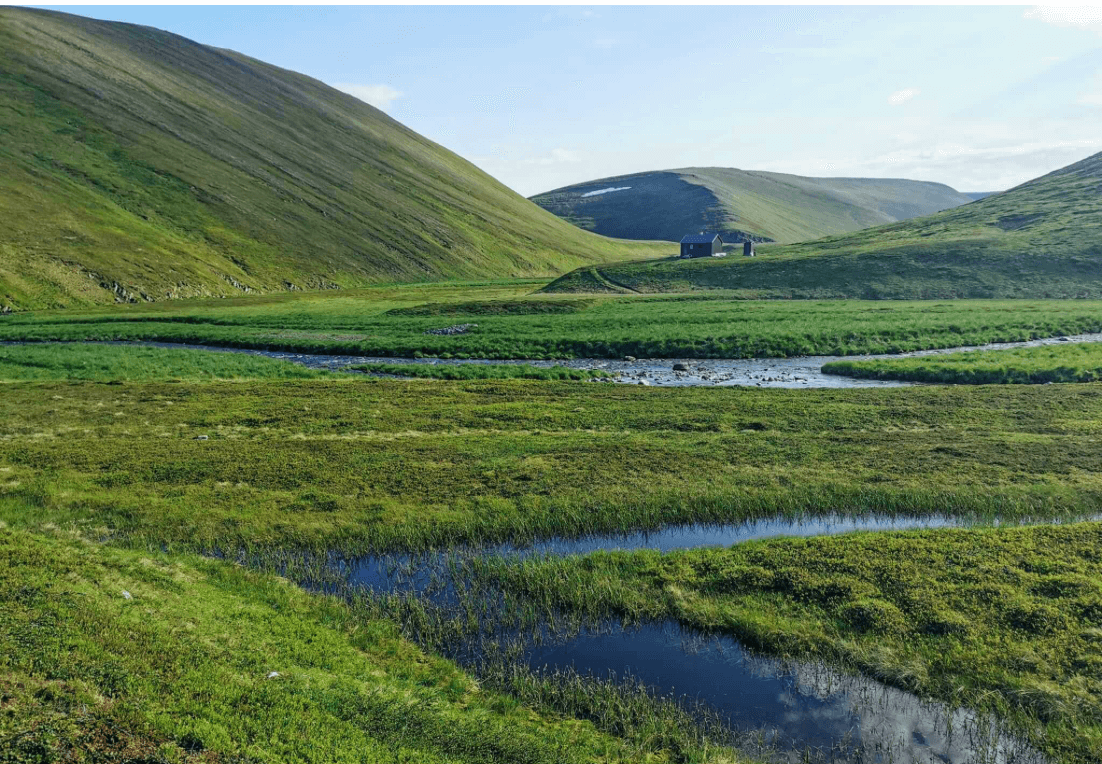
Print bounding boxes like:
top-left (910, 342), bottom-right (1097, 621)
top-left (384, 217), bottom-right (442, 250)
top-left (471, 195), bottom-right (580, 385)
top-left (531, 167), bottom-right (976, 245)
top-left (0, 8), bottom-right (664, 311)
top-left (545, 151), bottom-right (1102, 299)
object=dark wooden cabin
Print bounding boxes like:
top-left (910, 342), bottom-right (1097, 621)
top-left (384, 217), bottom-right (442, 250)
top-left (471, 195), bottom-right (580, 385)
top-left (680, 233), bottom-right (724, 258)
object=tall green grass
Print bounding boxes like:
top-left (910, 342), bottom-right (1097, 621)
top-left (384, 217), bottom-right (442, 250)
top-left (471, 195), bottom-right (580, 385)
top-left (823, 341), bottom-right (1102, 384)
top-left (0, 343), bottom-right (319, 381)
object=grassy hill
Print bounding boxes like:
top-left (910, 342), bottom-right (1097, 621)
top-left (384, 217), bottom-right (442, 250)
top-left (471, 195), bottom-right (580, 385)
top-left (0, 8), bottom-right (664, 311)
top-left (531, 167), bottom-right (976, 245)
top-left (544, 151), bottom-right (1102, 299)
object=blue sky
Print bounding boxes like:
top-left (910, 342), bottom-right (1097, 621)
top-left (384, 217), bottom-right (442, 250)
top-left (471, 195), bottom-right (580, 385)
top-left (35, 5), bottom-right (1102, 196)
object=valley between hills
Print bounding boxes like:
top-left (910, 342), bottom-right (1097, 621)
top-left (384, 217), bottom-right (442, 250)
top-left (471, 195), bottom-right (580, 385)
top-left (3, 7), bottom-right (1102, 764)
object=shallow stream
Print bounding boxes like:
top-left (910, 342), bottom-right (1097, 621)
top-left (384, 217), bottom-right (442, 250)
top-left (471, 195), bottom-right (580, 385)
top-left (106, 331), bottom-right (1102, 387)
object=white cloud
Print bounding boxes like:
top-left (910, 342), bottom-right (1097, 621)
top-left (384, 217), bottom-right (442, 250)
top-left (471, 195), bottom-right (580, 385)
top-left (332, 83), bottom-right (402, 111)
top-left (888, 88), bottom-right (920, 106)
top-left (522, 148), bottom-right (582, 166)
top-left (1024, 6), bottom-right (1102, 34)
top-left (1078, 72), bottom-right (1102, 104)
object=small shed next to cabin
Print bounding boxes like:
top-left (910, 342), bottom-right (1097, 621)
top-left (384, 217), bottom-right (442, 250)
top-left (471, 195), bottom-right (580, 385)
top-left (680, 233), bottom-right (724, 258)
top-left (743, 241), bottom-right (756, 257)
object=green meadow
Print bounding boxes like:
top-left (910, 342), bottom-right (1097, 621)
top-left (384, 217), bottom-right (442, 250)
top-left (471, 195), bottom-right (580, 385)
top-left (3, 320), bottom-right (1102, 762)
top-left (823, 341), bottom-right (1102, 385)
top-left (6, 286), bottom-right (1102, 359)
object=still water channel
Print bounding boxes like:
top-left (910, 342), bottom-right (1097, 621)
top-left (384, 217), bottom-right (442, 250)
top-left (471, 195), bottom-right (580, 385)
top-left (328, 515), bottom-right (1062, 764)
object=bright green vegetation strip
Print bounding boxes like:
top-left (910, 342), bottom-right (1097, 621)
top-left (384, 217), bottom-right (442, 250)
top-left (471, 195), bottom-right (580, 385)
top-left (3, 372), bottom-right (1102, 552)
top-left (469, 523), bottom-right (1102, 763)
top-left (7, 289), bottom-right (1102, 359)
top-left (351, 362), bottom-right (611, 381)
top-left (1, 525), bottom-right (743, 764)
top-left (0, 343), bottom-right (319, 381)
top-left (823, 341), bottom-right (1102, 385)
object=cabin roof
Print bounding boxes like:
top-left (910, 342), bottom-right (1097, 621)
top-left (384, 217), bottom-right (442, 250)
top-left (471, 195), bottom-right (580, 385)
top-left (679, 233), bottom-right (722, 244)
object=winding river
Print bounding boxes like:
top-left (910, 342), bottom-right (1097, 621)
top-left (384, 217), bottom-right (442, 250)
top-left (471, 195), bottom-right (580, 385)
top-left (96, 331), bottom-right (1102, 387)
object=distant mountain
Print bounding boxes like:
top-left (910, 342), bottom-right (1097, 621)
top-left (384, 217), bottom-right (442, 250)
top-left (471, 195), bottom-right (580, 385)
top-left (531, 168), bottom-right (976, 245)
top-left (963, 192), bottom-right (997, 201)
top-left (0, 8), bottom-right (662, 310)
top-left (544, 152), bottom-right (1102, 300)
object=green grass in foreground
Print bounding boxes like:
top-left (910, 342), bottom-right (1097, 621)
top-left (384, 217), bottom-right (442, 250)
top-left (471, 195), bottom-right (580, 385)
top-left (3, 369), bottom-right (1102, 552)
top-left (1, 525), bottom-right (746, 764)
top-left (351, 362), bottom-right (611, 381)
top-left (7, 289), bottom-right (1102, 359)
top-left (0, 343), bottom-right (319, 381)
top-left (823, 341), bottom-right (1102, 385)
top-left (468, 523), bottom-right (1102, 763)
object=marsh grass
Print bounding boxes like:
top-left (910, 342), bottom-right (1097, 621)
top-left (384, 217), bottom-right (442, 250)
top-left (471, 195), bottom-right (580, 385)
top-left (7, 293), bottom-right (1102, 360)
top-left (0, 525), bottom-right (756, 764)
top-left (459, 523), bottom-right (1102, 763)
top-left (823, 342), bottom-right (1102, 384)
top-left (3, 376), bottom-right (1102, 553)
top-left (0, 342), bottom-right (320, 381)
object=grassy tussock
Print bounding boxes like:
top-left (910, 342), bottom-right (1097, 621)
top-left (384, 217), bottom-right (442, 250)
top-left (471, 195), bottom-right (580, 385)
top-left (467, 523), bottom-right (1102, 763)
top-left (823, 342), bottom-right (1102, 384)
top-left (3, 376), bottom-right (1102, 552)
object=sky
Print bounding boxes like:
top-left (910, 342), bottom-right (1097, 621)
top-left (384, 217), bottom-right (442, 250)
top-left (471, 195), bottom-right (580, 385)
top-left (33, 5), bottom-right (1102, 197)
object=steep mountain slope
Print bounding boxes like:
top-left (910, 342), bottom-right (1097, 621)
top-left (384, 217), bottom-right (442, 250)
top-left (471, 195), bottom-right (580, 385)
top-left (531, 168), bottom-right (976, 244)
top-left (545, 152), bottom-right (1102, 299)
top-left (0, 8), bottom-right (663, 310)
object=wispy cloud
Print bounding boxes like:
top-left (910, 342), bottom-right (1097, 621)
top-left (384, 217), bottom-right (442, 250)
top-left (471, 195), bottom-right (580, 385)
top-left (542, 8), bottom-right (597, 23)
top-left (521, 148), bottom-right (582, 166)
top-left (332, 83), bottom-right (402, 111)
top-left (1079, 72), bottom-right (1102, 105)
top-left (888, 87), bottom-right (920, 106)
top-left (1023, 6), bottom-right (1102, 35)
